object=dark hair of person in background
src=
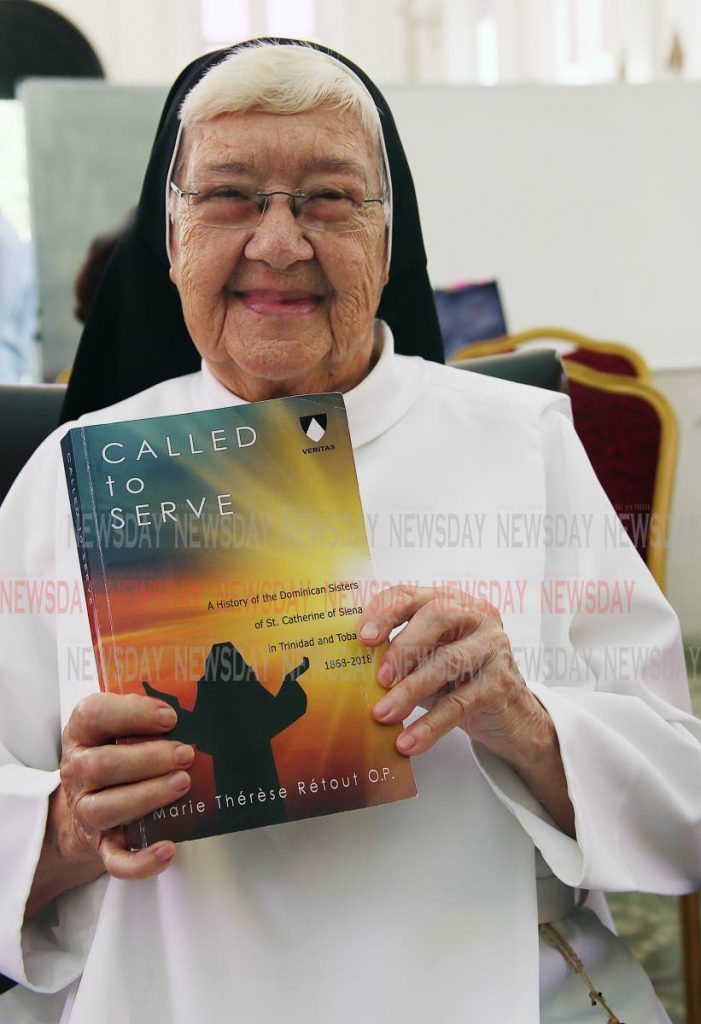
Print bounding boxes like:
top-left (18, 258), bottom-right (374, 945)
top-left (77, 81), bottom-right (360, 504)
top-left (73, 213), bottom-right (134, 324)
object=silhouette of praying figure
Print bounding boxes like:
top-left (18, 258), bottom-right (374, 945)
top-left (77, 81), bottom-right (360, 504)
top-left (143, 643), bottom-right (308, 830)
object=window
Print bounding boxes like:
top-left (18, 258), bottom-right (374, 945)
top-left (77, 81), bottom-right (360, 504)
top-left (201, 0), bottom-right (315, 44)
top-left (476, 13), bottom-right (499, 85)
top-left (559, 0), bottom-right (614, 84)
top-left (265, 0), bottom-right (315, 39)
top-left (201, 0), bottom-right (250, 43)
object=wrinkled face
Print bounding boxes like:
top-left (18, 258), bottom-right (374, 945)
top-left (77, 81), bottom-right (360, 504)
top-left (168, 104), bottom-right (389, 395)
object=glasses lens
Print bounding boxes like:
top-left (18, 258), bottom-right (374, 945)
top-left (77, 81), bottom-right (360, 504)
top-left (189, 184), bottom-right (260, 229)
top-left (298, 189), bottom-right (366, 233)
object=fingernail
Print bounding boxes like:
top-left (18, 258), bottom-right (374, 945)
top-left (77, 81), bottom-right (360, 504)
top-left (155, 844), bottom-right (175, 863)
top-left (397, 733), bottom-right (416, 753)
top-left (374, 696), bottom-right (393, 719)
top-left (157, 707), bottom-right (177, 728)
top-left (377, 662), bottom-right (394, 687)
top-left (169, 770), bottom-right (190, 791)
top-left (359, 622), bottom-right (379, 641)
top-left (174, 744), bottom-right (194, 766)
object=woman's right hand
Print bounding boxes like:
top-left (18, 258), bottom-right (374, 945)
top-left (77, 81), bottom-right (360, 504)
top-left (26, 692), bottom-right (194, 916)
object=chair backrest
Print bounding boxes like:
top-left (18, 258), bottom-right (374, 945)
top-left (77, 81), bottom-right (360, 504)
top-left (450, 327), bottom-right (651, 383)
top-left (563, 361), bottom-right (678, 589)
top-left (0, 384), bottom-right (66, 505)
top-left (453, 348), bottom-right (565, 393)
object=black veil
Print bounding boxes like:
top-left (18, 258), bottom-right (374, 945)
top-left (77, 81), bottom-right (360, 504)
top-left (61, 39), bottom-right (444, 423)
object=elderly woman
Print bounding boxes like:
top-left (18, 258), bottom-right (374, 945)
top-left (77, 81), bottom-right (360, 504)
top-left (0, 40), bottom-right (699, 1024)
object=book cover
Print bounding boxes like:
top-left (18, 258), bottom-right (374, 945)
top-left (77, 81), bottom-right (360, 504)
top-left (61, 392), bottom-right (417, 848)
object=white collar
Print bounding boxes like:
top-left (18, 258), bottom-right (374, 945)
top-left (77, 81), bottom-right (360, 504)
top-left (196, 321), bottom-right (426, 449)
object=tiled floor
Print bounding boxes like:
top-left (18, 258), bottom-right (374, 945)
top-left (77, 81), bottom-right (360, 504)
top-left (606, 658), bottom-right (701, 1024)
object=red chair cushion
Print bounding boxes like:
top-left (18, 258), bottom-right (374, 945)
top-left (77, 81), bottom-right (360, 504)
top-left (567, 379), bottom-right (661, 563)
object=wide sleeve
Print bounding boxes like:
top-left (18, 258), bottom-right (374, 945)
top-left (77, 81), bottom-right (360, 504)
top-left (474, 399), bottom-right (701, 893)
top-left (0, 430), bottom-right (105, 992)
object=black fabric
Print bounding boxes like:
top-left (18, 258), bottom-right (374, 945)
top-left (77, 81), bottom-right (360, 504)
top-left (0, 0), bottom-right (104, 99)
top-left (61, 39), bottom-right (444, 424)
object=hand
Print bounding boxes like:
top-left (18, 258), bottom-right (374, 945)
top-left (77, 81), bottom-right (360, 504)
top-left (49, 693), bottom-right (194, 881)
top-left (357, 585), bottom-right (574, 833)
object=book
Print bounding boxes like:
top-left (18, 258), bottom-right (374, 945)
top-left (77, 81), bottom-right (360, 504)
top-left (61, 392), bottom-right (417, 848)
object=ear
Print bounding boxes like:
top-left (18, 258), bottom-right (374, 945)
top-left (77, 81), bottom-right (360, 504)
top-left (168, 224), bottom-right (180, 286)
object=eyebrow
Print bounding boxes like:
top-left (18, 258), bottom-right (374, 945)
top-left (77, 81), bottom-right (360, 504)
top-left (197, 157), bottom-right (370, 181)
top-left (199, 161), bottom-right (257, 177)
top-left (300, 158), bottom-right (369, 179)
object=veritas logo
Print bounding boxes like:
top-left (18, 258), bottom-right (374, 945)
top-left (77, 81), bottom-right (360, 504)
top-left (299, 413), bottom-right (335, 455)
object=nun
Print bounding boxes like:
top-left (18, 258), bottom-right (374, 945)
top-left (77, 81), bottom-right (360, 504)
top-left (0, 40), bottom-right (699, 1024)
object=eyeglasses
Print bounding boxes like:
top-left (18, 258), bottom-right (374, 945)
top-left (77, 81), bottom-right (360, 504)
top-left (169, 181), bottom-right (385, 233)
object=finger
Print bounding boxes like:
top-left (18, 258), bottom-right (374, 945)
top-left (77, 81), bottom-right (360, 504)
top-left (375, 596), bottom-right (485, 689)
top-left (99, 831), bottom-right (177, 880)
top-left (64, 739), bottom-right (195, 792)
top-left (395, 681), bottom-right (487, 755)
top-left (66, 692), bottom-right (178, 746)
top-left (373, 634), bottom-right (498, 724)
top-left (356, 585), bottom-right (437, 645)
top-left (75, 770), bottom-right (192, 833)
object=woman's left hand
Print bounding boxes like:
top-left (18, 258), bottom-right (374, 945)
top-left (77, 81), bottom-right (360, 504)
top-left (357, 585), bottom-right (575, 834)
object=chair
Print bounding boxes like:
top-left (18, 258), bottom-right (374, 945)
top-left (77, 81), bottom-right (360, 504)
top-left (454, 348), bottom-right (700, 1023)
top-left (0, 384), bottom-right (66, 505)
top-left (0, 384), bottom-right (66, 995)
top-left (453, 347), bottom-right (565, 393)
top-left (561, 361), bottom-right (700, 1024)
top-left (450, 326), bottom-right (651, 383)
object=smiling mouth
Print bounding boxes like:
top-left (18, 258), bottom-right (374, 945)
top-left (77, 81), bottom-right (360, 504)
top-left (235, 289), bottom-right (323, 316)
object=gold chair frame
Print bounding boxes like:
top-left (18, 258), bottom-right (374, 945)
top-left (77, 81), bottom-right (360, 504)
top-left (450, 327), bottom-right (651, 384)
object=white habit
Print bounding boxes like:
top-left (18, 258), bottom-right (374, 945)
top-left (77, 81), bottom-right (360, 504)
top-left (0, 327), bottom-right (699, 1023)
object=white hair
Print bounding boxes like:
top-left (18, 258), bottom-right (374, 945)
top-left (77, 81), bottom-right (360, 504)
top-left (180, 43), bottom-right (382, 153)
top-left (166, 43), bottom-right (392, 261)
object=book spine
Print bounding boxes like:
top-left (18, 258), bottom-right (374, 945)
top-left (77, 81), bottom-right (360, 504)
top-left (62, 432), bottom-right (146, 850)
top-left (60, 429), bottom-right (111, 693)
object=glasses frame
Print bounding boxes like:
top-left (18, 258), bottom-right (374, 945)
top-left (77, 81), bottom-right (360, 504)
top-left (169, 181), bottom-right (385, 232)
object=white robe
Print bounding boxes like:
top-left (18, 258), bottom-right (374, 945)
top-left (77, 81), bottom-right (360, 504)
top-left (0, 328), bottom-right (699, 1023)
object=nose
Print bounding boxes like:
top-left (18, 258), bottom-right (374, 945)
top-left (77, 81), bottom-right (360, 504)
top-left (243, 194), bottom-right (315, 269)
